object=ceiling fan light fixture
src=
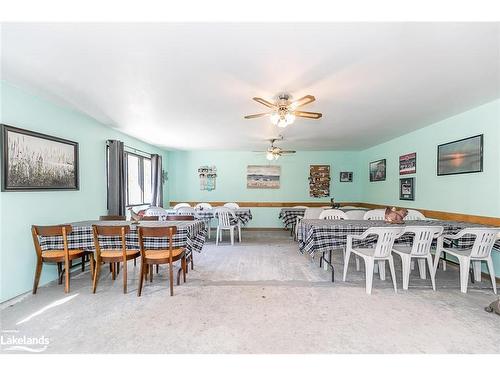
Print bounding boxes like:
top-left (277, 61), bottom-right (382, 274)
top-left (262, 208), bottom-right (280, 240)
top-left (270, 112), bottom-right (280, 125)
top-left (266, 151), bottom-right (275, 161)
top-left (285, 112), bottom-right (296, 124)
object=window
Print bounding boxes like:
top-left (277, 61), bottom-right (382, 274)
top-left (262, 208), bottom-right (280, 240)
top-left (125, 152), bottom-right (152, 206)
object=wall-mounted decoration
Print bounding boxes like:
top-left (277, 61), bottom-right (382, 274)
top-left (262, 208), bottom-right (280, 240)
top-left (309, 165), bottom-right (330, 197)
top-left (247, 165), bottom-right (280, 189)
top-left (369, 159), bottom-right (386, 182)
top-left (198, 165), bottom-right (217, 191)
top-left (1, 124), bottom-right (79, 191)
top-left (400, 177), bottom-right (415, 200)
top-left (437, 134), bottom-right (483, 176)
top-left (399, 152), bottom-right (416, 175)
top-left (339, 171), bottom-right (353, 182)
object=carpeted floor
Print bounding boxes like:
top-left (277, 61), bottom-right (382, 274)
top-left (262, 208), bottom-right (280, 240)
top-left (1, 230), bottom-right (499, 354)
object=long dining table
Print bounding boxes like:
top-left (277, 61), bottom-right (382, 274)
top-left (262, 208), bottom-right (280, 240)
top-left (37, 220), bottom-right (208, 255)
top-left (297, 219), bottom-right (500, 282)
top-left (156, 208), bottom-right (253, 225)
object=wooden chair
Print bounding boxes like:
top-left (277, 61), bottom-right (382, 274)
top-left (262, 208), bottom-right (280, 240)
top-left (32, 225), bottom-right (91, 294)
top-left (137, 226), bottom-right (187, 296)
top-left (166, 215), bottom-right (195, 221)
top-left (99, 215), bottom-right (126, 221)
top-left (91, 225), bottom-right (140, 293)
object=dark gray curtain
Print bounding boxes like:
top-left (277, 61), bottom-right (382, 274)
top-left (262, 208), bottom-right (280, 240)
top-left (151, 154), bottom-right (163, 207)
top-left (107, 140), bottom-right (126, 215)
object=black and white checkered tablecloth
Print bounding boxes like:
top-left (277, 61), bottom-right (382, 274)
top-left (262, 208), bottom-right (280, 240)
top-left (38, 220), bottom-right (207, 254)
top-left (297, 219), bottom-right (500, 256)
top-left (278, 208), bottom-right (307, 228)
top-left (162, 208), bottom-right (252, 225)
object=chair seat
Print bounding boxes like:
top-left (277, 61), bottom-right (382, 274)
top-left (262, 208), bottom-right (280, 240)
top-left (100, 249), bottom-right (140, 261)
top-left (350, 247), bottom-right (392, 259)
top-left (144, 249), bottom-right (185, 262)
top-left (392, 245), bottom-right (430, 257)
top-left (42, 249), bottom-right (87, 261)
top-left (441, 247), bottom-right (479, 259)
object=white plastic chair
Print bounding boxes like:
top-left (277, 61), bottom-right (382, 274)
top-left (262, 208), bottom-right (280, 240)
top-left (292, 206), bottom-right (308, 209)
top-left (344, 210), bottom-right (366, 220)
top-left (434, 228), bottom-right (499, 294)
top-left (177, 206), bottom-right (196, 216)
top-left (195, 202), bottom-right (212, 210)
top-left (214, 207), bottom-right (239, 246)
top-left (343, 227), bottom-right (403, 294)
top-left (173, 203), bottom-right (191, 210)
top-left (392, 226), bottom-right (444, 290)
top-left (363, 209), bottom-right (385, 220)
top-left (295, 207), bottom-right (324, 239)
top-left (224, 202), bottom-right (240, 209)
top-left (405, 209), bottom-right (426, 221)
top-left (319, 209), bottom-right (348, 220)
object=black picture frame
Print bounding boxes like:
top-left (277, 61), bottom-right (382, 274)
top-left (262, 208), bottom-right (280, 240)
top-left (339, 171), bottom-right (353, 182)
top-left (437, 134), bottom-right (483, 176)
top-left (369, 159), bottom-right (386, 182)
top-left (399, 177), bottom-right (414, 200)
top-left (399, 152), bottom-right (416, 175)
top-left (1, 124), bottom-right (79, 191)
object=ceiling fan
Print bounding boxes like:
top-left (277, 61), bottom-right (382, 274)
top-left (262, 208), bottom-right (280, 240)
top-left (244, 93), bottom-right (322, 128)
top-left (254, 136), bottom-right (296, 161)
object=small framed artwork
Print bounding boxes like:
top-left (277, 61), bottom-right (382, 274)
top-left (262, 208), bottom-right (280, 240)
top-left (339, 171), bottom-right (353, 182)
top-left (399, 152), bottom-right (416, 175)
top-left (400, 177), bottom-right (415, 200)
top-left (1, 124), bottom-right (79, 191)
top-left (369, 159), bottom-right (386, 182)
top-left (437, 134), bottom-right (483, 176)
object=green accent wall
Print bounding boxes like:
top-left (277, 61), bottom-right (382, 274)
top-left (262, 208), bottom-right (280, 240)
top-left (0, 81), bottom-right (169, 302)
top-left (168, 150), bottom-right (363, 227)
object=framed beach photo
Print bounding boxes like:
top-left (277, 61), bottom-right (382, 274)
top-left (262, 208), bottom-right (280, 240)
top-left (246, 165), bottom-right (280, 189)
top-left (369, 159), bottom-right (386, 182)
top-left (437, 135), bottom-right (483, 176)
top-left (1, 124), bottom-right (79, 191)
top-left (399, 177), bottom-right (415, 200)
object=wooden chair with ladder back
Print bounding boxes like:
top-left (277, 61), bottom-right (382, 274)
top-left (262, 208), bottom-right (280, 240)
top-left (137, 226), bottom-right (187, 296)
top-left (91, 225), bottom-right (140, 293)
top-left (32, 225), bottom-right (92, 294)
top-left (166, 215), bottom-right (195, 272)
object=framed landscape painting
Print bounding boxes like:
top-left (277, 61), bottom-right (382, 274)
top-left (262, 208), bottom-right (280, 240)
top-left (1, 124), bottom-right (79, 191)
top-left (247, 165), bottom-right (280, 189)
top-left (369, 159), bottom-right (386, 182)
top-left (437, 135), bottom-right (483, 176)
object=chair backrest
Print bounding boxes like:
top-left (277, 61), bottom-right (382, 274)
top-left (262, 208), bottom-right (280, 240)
top-left (223, 202), bottom-right (240, 209)
top-left (401, 226), bottom-right (444, 256)
top-left (405, 209), bottom-right (426, 221)
top-left (214, 207), bottom-right (235, 227)
top-left (144, 206), bottom-right (169, 217)
top-left (363, 209), bottom-right (385, 220)
top-left (99, 215), bottom-right (126, 221)
top-left (319, 209), bottom-right (348, 220)
top-left (173, 203), bottom-right (191, 210)
top-left (138, 226), bottom-right (176, 259)
top-left (467, 228), bottom-right (500, 258)
top-left (31, 225), bottom-right (73, 257)
top-left (293, 206), bottom-right (308, 208)
top-left (340, 206), bottom-right (362, 209)
top-left (344, 210), bottom-right (366, 220)
top-left (370, 227), bottom-right (404, 257)
top-left (303, 207), bottom-right (324, 219)
top-left (139, 216), bottom-right (159, 221)
top-left (166, 215), bottom-right (195, 221)
top-left (195, 202), bottom-right (212, 210)
top-left (177, 207), bottom-right (196, 215)
top-left (92, 225), bottom-right (130, 257)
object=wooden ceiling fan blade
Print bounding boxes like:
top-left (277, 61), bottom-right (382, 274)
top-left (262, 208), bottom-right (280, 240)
top-left (280, 150), bottom-right (296, 154)
top-left (244, 112), bottom-right (271, 119)
top-left (253, 97), bottom-right (277, 109)
top-left (290, 95), bottom-right (315, 109)
top-left (294, 110), bottom-right (322, 119)
top-left (252, 151), bottom-right (267, 153)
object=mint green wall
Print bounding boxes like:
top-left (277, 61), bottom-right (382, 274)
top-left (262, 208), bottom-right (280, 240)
top-left (0, 81), bottom-right (169, 302)
top-left (359, 99), bottom-right (500, 276)
top-left (168, 150), bottom-right (362, 227)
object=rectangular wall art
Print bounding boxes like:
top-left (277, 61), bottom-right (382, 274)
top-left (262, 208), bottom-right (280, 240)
top-left (399, 177), bottom-right (415, 200)
top-left (339, 171), bottom-right (353, 182)
top-left (198, 165), bottom-right (217, 191)
top-left (369, 159), bottom-right (386, 182)
top-left (309, 165), bottom-right (330, 197)
top-left (399, 152), bottom-right (416, 175)
top-left (437, 134), bottom-right (483, 176)
top-left (247, 165), bottom-right (280, 189)
top-left (1, 124), bottom-right (79, 191)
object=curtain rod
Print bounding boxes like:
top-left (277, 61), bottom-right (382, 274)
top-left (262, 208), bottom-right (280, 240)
top-left (124, 145), bottom-right (153, 157)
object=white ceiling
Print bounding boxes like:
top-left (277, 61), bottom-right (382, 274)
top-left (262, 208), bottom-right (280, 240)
top-left (2, 23), bottom-right (499, 151)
